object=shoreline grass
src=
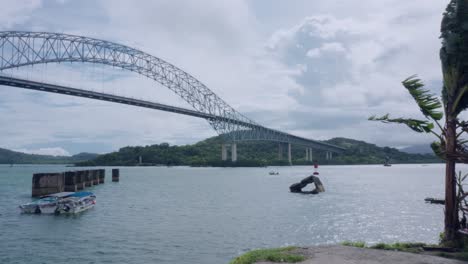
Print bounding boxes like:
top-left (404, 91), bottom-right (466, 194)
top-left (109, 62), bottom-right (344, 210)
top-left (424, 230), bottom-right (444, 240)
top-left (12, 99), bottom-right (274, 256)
top-left (229, 246), bottom-right (305, 264)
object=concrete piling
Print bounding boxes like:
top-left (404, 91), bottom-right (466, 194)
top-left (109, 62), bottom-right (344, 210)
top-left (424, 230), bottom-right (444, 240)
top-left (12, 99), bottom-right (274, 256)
top-left (77, 171), bottom-right (85, 190)
top-left (92, 170), bottom-right (99, 185)
top-left (84, 170), bottom-right (93, 187)
top-left (31, 169), bottom-right (108, 197)
top-left (64, 171), bottom-right (78, 192)
top-left (98, 169), bottom-right (105, 184)
top-left (32, 173), bottom-right (64, 197)
top-left (112, 169), bottom-right (120, 182)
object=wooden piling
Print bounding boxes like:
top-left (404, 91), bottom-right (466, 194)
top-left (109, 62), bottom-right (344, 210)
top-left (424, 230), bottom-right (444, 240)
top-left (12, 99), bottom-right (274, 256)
top-left (112, 169), bottom-right (119, 182)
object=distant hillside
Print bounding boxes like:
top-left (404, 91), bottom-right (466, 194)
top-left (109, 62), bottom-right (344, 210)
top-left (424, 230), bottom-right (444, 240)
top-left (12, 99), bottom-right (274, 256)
top-left (76, 136), bottom-right (442, 167)
top-left (325, 138), bottom-right (440, 164)
top-left (400, 144), bottom-right (434, 154)
top-left (0, 148), bottom-right (98, 164)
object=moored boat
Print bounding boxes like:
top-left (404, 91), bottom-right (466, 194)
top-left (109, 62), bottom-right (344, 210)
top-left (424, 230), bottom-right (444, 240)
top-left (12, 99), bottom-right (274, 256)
top-left (19, 191), bottom-right (96, 214)
top-left (19, 192), bottom-right (74, 214)
top-left (56, 191), bottom-right (96, 214)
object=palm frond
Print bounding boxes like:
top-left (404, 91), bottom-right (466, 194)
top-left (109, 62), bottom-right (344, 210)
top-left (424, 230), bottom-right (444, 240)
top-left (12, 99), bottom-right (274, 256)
top-left (368, 114), bottom-right (434, 133)
top-left (402, 75), bottom-right (443, 121)
top-left (441, 0), bottom-right (468, 115)
top-left (431, 141), bottom-right (445, 159)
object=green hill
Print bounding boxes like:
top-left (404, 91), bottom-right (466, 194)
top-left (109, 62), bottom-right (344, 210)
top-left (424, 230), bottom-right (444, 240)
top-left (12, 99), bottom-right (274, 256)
top-left (0, 148), bottom-right (98, 164)
top-left (76, 136), bottom-right (441, 167)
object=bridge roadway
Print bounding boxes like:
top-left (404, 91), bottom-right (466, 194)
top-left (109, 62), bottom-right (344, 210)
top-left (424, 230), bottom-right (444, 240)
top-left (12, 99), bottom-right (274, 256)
top-left (0, 75), bottom-right (344, 162)
top-left (0, 31), bottom-right (345, 163)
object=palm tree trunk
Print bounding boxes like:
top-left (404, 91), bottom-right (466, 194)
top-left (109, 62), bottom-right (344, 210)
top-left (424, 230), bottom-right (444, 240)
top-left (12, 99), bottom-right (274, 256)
top-left (445, 118), bottom-right (459, 242)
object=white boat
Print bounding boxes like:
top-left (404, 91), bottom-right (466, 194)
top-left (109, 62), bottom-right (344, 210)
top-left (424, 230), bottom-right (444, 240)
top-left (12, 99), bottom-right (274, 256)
top-left (19, 192), bottom-right (96, 214)
top-left (19, 192), bottom-right (74, 214)
top-left (56, 192), bottom-right (96, 214)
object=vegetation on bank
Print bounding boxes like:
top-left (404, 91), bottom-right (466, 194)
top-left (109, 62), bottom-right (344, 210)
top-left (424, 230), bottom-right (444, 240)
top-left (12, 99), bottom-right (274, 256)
top-left (229, 247), bottom-right (305, 264)
top-left (75, 136), bottom-right (440, 167)
top-left (342, 241), bottom-right (428, 253)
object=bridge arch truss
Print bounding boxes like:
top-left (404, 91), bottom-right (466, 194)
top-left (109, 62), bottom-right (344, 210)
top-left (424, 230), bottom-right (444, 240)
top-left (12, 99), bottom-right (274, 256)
top-left (0, 31), bottom-right (343, 153)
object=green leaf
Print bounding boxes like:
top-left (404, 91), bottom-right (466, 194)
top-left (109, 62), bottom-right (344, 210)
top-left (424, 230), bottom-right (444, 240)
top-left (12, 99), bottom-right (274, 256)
top-left (402, 75), bottom-right (443, 121)
top-left (441, 0), bottom-right (468, 116)
top-left (430, 141), bottom-right (445, 159)
top-left (368, 114), bottom-right (435, 133)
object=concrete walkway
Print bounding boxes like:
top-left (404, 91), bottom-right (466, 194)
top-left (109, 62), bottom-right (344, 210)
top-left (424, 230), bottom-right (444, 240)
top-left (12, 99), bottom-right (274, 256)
top-left (256, 245), bottom-right (466, 264)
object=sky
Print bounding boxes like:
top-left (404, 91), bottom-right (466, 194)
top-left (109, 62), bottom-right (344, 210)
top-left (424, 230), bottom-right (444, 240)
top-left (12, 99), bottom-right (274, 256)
top-left (0, 0), bottom-right (449, 156)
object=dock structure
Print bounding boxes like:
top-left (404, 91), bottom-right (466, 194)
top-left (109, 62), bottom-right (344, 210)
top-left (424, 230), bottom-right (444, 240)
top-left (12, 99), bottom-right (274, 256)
top-left (32, 169), bottom-right (110, 197)
top-left (32, 173), bottom-right (64, 197)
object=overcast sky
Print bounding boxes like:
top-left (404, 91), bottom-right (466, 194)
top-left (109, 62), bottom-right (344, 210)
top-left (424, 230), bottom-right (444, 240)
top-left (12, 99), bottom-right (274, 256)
top-left (0, 0), bottom-right (449, 156)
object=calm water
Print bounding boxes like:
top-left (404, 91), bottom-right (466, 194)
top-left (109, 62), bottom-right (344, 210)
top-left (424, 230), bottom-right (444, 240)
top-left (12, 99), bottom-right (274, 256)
top-left (0, 164), bottom-right (454, 264)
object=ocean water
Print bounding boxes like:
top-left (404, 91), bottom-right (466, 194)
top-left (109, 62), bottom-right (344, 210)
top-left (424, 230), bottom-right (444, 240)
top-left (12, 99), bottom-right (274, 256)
top-left (0, 164), bottom-right (454, 264)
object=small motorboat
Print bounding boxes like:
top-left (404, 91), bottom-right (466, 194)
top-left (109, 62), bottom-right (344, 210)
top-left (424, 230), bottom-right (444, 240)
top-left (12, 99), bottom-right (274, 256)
top-left (19, 192), bottom-right (74, 214)
top-left (19, 191), bottom-right (96, 214)
top-left (269, 171), bottom-right (279, 175)
top-left (56, 192), bottom-right (96, 214)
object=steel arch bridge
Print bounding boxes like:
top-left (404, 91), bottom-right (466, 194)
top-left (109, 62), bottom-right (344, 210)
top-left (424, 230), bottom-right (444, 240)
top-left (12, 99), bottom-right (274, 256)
top-left (0, 31), bottom-right (344, 154)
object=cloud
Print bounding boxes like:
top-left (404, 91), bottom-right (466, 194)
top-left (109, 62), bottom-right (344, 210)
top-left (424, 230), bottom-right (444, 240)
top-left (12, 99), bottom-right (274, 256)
top-left (306, 42), bottom-right (346, 58)
top-left (0, 0), bottom-right (42, 29)
top-left (0, 0), bottom-right (452, 153)
top-left (263, 4), bottom-right (446, 145)
top-left (13, 147), bottom-right (71, 156)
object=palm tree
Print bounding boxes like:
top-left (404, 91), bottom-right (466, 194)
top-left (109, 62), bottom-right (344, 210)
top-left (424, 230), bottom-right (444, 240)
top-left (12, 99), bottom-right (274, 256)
top-left (370, 0), bottom-right (468, 243)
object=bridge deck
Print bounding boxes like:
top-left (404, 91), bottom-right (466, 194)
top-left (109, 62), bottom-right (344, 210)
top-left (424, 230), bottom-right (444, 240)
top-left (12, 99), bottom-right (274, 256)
top-left (0, 75), bottom-right (345, 153)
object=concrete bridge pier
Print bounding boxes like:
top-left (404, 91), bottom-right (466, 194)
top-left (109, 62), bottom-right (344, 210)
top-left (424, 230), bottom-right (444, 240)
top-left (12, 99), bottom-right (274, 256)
top-left (305, 148), bottom-right (313, 162)
top-left (221, 143), bottom-right (237, 162)
top-left (278, 143), bottom-right (283, 160)
top-left (326, 151), bottom-right (333, 160)
top-left (288, 143), bottom-right (292, 165)
top-left (221, 144), bottom-right (228, 161)
top-left (231, 143), bottom-right (237, 162)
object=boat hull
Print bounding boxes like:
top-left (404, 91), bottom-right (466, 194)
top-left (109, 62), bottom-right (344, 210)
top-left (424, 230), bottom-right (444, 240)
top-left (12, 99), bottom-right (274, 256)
top-left (19, 191), bottom-right (96, 215)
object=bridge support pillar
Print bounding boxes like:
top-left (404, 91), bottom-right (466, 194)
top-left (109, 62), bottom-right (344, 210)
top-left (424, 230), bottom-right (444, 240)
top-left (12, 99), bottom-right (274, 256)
top-left (329, 151), bottom-right (333, 160)
top-left (221, 144), bottom-right (228, 161)
top-left (326, 151), bottom-right (332, 160)
top-left (278, 144), bottom-right (283, 160)
top-left (231, 143), bottom-right (237, 162)
top-left (305, 148), bottom-right (309, 161)
top-left (308, 148), bottom-right (313, 162)
top-left (288, 143), bottom-right (292, 165)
